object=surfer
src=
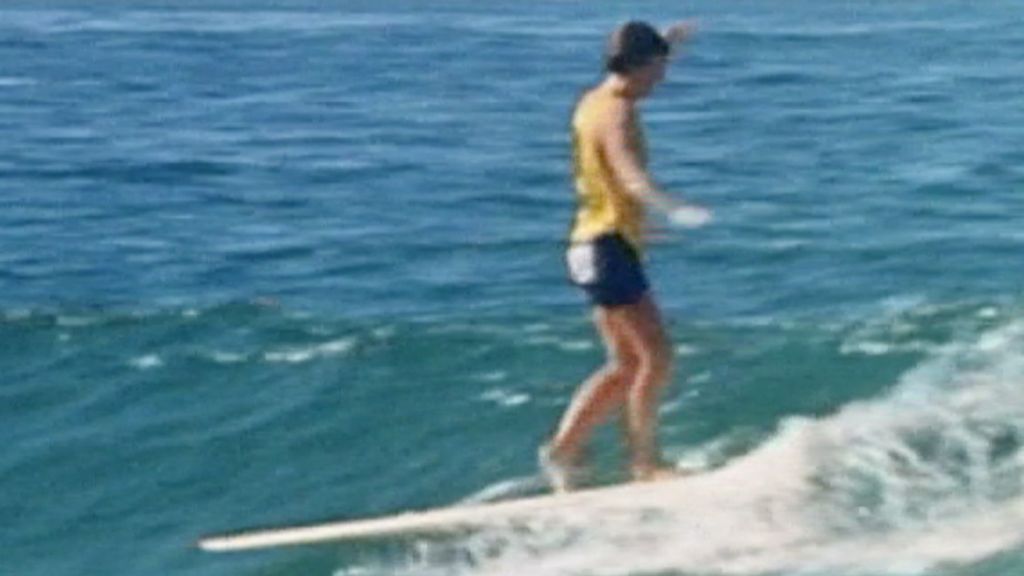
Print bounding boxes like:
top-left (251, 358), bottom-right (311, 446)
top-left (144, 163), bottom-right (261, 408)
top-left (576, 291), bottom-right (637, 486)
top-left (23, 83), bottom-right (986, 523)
top-left (541, 21), bottom-right (711, 491)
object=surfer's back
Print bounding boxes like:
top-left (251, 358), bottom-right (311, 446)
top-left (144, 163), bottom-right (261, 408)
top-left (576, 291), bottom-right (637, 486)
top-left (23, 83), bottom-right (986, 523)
top-left (569, 89), bottom-right (647, 252)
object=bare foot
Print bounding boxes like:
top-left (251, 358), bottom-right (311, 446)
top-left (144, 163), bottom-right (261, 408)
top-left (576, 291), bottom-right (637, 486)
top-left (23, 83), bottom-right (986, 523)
top-left (538, 444), bottom-right (585, 493)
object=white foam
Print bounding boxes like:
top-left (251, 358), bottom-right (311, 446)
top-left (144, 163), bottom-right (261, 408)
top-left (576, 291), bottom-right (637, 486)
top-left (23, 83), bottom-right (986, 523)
top-left (56, 315), bottom-right (98, 328)
top-left (461, 476), bottom-right (548, 506)
top-left (840, 340), bottom-right (896, 356)
top-left (685, 370), bottom-right (712, 385)
top-left (479, 389), bottom-right (531, 408)
top-left (675, 343), bottom-right (701, 357)
top-left (263, 338), bottom-right (355, 364)
top-left (0, 77), bottom-right (36, 87)
top-left (208, 351), bottom-right (248, 364)
top-left (524, 335), bottom-right (595, 352)
top-left (130, 354), bottom-right (163, 370)
top-left (474, 371), bottom-right (508, 383)
top-left (388, 318), bottom-right (1024, 576)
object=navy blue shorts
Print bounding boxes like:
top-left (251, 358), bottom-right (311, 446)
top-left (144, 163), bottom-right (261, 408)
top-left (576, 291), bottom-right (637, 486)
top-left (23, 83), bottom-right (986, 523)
top-left (566, 233), bottom-right (649, 307)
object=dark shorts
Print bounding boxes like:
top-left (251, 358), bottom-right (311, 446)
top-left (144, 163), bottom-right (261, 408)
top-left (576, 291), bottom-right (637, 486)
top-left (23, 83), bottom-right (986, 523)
top-left (566, 233), bottom-right (649, 308)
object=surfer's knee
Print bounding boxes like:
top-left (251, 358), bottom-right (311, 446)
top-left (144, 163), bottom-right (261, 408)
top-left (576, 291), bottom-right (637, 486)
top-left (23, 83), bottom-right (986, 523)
top-left (607, 348), bottom-right (640, 384)
top-left (616, 298), bottom-right (672, 388)
top-left (635, 338), bottom-right (672, 388)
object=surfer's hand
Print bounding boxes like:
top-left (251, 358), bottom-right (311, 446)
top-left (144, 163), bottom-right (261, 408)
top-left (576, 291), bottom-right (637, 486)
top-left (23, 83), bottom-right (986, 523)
top-left (668, 205), bottom-right (712, 229)
top-left (663, 21), bottom-right (697, 46)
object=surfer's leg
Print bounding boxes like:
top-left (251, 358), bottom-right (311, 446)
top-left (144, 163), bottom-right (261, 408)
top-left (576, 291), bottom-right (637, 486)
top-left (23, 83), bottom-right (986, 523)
top-left (616, 294), bottom-right (675, 480)
top-left (544, 307), bottom-right (638, 476)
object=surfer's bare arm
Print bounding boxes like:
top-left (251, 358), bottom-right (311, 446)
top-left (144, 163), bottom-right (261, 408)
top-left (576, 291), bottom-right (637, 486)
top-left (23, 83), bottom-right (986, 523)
top-left (602, 99), bottom-right (710, 227)
top-left (662, 21), bottom-right (697, 50)
top-left (602, 99), bottom-right (671, 211)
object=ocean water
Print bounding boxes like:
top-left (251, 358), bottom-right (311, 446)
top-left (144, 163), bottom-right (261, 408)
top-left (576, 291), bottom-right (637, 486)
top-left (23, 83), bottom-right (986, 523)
top-left (3, 1), bottom-right (1024, 575)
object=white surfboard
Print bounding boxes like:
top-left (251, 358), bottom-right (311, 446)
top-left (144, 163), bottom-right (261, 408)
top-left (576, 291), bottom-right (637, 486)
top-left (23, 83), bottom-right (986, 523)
top-left (198, 473), bottom-right (701, 552)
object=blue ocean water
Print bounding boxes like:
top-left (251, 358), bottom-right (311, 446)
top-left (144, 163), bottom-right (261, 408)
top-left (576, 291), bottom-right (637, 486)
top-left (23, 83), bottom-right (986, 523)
top-left (3, 1), bottom-right (1024, 575)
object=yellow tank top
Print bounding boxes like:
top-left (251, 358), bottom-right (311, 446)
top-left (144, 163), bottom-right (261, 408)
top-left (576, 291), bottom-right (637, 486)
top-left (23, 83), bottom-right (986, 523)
top-left (569, 90), bottom-right (647, 252)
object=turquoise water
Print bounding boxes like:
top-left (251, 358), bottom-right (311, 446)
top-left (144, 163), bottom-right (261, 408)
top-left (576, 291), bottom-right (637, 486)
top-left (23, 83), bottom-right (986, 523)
top-left (3, 1), bottom-right (1024, 575)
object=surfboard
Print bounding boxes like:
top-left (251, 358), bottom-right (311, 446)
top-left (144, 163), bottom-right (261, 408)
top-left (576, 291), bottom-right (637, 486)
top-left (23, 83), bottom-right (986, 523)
top-left (198, 473), bottom-right (699, 552)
